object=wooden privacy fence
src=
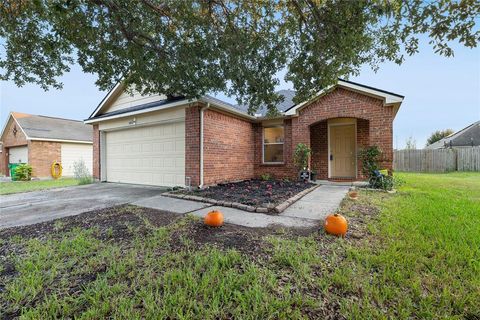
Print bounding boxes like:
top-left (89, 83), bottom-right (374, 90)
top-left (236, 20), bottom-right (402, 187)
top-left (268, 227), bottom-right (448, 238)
top-left (393, 147), bottom-right (480, 172)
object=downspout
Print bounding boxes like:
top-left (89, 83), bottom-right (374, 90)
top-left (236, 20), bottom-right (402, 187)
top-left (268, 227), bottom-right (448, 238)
top-left (199, 103), bottom-right (210, 188)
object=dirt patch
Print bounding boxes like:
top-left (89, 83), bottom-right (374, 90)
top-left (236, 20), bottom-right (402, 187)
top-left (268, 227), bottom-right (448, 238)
top-left (176, 179), bottom-right (314, 208)
top-left (0, 205), bottom-right (183, 244)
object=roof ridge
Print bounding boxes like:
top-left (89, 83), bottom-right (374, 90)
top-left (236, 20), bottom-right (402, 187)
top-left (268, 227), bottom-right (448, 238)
top-left (33, 114), bottom-right (84, 122)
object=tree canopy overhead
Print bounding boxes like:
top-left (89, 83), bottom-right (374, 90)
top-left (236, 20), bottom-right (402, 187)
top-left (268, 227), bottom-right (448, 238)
top-left (1, 0), bottom-right (479, 114)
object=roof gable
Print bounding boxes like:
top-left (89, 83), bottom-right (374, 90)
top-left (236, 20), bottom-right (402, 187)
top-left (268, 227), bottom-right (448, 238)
top-left (284, 79), bottom-right (404, 116)
top-left (1, 112), bottom-right (93, 143)
top-left (426, 120), bottom-right (480, 149)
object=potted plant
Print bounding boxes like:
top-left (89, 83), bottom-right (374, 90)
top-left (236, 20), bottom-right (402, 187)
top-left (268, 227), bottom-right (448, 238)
top-left (294, 143), bottom-right (311, 181)
top-left (309, 169), bottom-right (317, 181)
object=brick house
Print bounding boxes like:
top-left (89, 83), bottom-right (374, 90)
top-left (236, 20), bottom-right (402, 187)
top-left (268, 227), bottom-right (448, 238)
top-left (1, 112), bottom-right (93, 178)
top-left (85, 80), bottom-right (403, 188)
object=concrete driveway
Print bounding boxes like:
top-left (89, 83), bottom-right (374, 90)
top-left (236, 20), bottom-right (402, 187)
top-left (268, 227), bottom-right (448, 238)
top-left (0, 183), bottom-right (166, 229)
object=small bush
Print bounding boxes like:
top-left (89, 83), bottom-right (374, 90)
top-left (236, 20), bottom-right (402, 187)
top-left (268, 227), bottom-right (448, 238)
top-left (293, 143), bottom-right (311, 171)
top-left (261, 173), bottom-right (272, 181)
top-left (358, 146), bottom-right (382, 178)
top-left (14, 164), bottom-right (32, 181)
top-left (73, 159), bottom-right (93, 185)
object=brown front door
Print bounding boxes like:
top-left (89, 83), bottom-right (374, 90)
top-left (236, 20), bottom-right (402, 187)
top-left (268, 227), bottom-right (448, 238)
top-left (330, 124), bottom-right (356, 178)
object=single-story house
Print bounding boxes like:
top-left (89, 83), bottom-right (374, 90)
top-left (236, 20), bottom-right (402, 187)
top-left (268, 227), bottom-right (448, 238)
top-left (0, 112), bottom-right (93, 178)
top-left (425, 120), bottom-right (480, 149)
top-left (85, 79), bottom-right (403, 188)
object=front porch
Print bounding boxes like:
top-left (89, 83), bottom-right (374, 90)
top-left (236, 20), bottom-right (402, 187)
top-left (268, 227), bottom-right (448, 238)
top-left (310, 117), bottom-right (369, 181)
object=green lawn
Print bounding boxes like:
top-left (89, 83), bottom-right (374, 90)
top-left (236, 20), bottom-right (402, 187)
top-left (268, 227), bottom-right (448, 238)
top-left (0, 172), bottom-right (479, 319)
top-left (0, 178), bottom-right (80, 195)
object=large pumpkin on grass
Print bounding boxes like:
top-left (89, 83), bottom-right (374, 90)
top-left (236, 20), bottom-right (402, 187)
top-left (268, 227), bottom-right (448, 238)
top-left (324, 213), bottom-right (348, 237)
top-left (204, 210), bottom-right (224, 227)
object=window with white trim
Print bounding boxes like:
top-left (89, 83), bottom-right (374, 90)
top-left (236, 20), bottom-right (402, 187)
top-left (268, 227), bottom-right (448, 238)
top-left (263, 126), bottom-right (284, 163)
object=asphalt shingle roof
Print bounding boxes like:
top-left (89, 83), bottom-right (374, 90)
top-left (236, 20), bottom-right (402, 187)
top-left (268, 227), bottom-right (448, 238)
top-left (425, 120), bottom-right (480, 149)
top-left (233, 89), bottom-right (297, 116)
top-left (14, 114), bottom-right (93, 142)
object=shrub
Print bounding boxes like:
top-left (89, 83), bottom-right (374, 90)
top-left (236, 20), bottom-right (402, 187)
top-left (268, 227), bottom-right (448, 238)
top-left (293, 143), bottom-right (311, 171)
top-left (261, 173), bottom-right (272, 181)
top-left (14, 164), bottom-right (32, 181)
top-left (358, 146), bottom-right (382, 178)
top-left (73, 159), bottom-right (93, 185)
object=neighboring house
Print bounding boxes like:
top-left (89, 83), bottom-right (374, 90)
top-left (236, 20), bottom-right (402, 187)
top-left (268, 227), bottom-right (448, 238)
top-left (0, 112), bottom-right (93, 178)
top-left (425, 120), bottom-right (480, 149)
top-left (85, 79), bottom-right (403, 188)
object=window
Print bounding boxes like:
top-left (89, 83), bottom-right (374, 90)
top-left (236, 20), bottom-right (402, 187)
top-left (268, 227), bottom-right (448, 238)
top-left (263, 126), bottom-right (284, 163)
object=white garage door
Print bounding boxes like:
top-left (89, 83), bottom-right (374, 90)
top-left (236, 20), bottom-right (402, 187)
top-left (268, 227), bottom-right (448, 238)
top-left (9, 146), bottom-right (28, 164)
top-left (105, 121), bottom-right (185, 187)
top-left (61, 143), bottom-right (93, 177)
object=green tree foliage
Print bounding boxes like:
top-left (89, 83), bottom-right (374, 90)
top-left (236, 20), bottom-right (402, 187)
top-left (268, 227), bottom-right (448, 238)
top-left (426, 129), bottom-right (454, 146)
top-left (1, 1), bottom-right (479, 114)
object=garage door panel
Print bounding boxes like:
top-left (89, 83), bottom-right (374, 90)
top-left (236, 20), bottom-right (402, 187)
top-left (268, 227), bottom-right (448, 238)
top-left (9, 146), bottom-right (28, 164)
top-left (60, 144), bottom-right (93, 177)
top-left (105, 122), bottom-right (185, 187)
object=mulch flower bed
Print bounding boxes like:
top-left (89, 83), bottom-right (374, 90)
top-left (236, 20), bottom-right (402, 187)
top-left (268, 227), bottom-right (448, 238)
top-left (171, 179), bottom-right (316, 213)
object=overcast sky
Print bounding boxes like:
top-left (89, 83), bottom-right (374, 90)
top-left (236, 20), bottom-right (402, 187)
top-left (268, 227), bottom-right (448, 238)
top-left (1, 39), bottom-right (479, 149)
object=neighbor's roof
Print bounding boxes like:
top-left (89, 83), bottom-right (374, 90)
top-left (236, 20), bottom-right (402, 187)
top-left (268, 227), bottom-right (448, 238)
top-left (425, 120), bottom-right (480, 149)
top-left (1, 112), bottom-right (93, 143)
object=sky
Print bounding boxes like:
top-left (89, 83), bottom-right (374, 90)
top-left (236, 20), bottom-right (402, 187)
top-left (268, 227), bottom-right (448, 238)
top-left (1, 40), bottom-right (479, 149)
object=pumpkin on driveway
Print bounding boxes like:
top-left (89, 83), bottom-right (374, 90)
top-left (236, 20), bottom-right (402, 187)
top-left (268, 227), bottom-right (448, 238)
top-left (204, 210), bottom-right (224, 227)
top-left (324, 213), bottom-right (348, 237)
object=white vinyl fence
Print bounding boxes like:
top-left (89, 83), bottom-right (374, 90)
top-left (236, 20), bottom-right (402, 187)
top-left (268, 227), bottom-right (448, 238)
top-left (393, 147), bottom-right (480, 172)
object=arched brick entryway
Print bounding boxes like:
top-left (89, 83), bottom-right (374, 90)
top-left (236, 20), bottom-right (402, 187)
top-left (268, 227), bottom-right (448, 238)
top-left (291, 88), bottom-right (396, 180)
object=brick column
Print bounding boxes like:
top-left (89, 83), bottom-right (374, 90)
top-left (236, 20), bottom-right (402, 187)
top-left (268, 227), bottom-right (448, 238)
top-left (185, 105), bottom-right (201, 187)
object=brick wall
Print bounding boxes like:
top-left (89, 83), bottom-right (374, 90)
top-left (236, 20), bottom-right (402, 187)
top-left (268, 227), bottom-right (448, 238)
top-left (203, 109), bottom-right (255, 185)
top-left (293, 88), bottom-right (395, 176)
top-left (1, 117), bottom-right (28, 176)
top-left (356, 118), bottom-right (370, 178)
top-left (253, 119), bottom-right (296, 179)
top-left (185, 105), bottom-right (201, 187)
top-left (92, 124), bottom-right (100, 180)
top-left (310, 121), bottom-right (328, 179)
top-left (28, 140), bottom-right (61, 177)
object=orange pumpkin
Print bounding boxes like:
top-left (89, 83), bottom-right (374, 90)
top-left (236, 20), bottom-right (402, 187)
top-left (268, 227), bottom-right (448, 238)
top-left (324, 213), bottom-right (348, 237)
top-left (348, 190), bottom-right (359, 200)
top-left (204, 210), bottom-right (224, 227)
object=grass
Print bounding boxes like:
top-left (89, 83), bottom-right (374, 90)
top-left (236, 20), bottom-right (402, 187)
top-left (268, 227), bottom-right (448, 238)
top-left (0, 178), bottom-right (80, 195)
top-left (1, 172), bottom-right (479, 319)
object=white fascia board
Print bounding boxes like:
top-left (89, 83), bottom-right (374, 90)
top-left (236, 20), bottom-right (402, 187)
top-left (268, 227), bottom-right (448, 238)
top-left (337, 80), bottom-right (404, 105)
top-left (29, 138), bottom-right (93, 144)
top-left (89, 81), bottom-right (124, 119)
top-left (285, 81), bottom-right (403, 116)
top-left (200, 96), bottom-right (256, 120)
top-left (84, 99), bottom-right (196, 124)
top-left (284, 85), bottom-right (335, 116)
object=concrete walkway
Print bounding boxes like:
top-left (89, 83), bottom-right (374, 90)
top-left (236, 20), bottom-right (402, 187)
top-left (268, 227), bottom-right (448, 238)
top-left (133, 185), bottom-right (349, 229)
top-left (280, 185), bottom-right (350, 220)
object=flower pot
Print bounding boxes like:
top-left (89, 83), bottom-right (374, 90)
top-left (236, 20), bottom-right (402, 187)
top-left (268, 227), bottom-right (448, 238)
top-left (348, 190), bottom-right (359, 200)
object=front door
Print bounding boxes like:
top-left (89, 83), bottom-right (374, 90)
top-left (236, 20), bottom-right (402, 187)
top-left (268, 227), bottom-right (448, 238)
top-left (330, 124), bottom-right (356, 178)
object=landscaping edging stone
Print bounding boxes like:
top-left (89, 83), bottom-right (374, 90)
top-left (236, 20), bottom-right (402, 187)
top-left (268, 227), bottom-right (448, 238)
top-left (163, 184), bottom-right (319, 214)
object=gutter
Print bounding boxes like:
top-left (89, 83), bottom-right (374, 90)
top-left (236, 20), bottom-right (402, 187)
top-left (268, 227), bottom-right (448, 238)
top-left (199, 103), bottom-right (210, 188)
